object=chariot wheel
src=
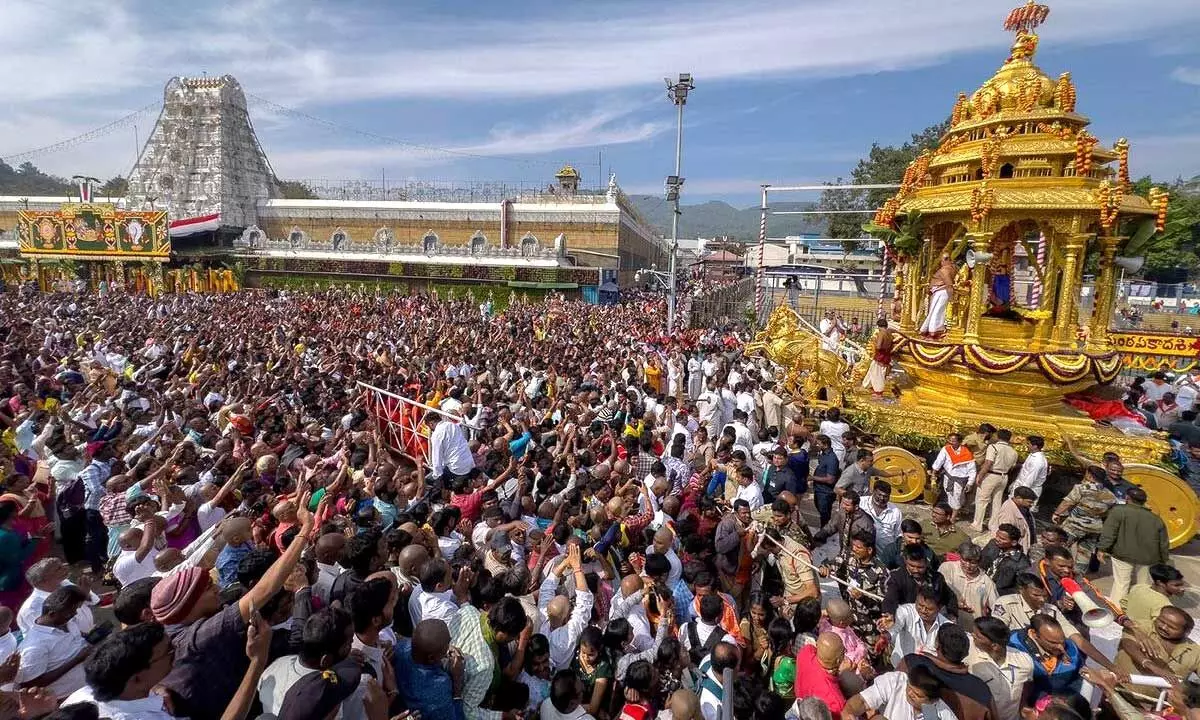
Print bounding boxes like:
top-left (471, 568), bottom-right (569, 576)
top-left (870, 446), bottom-right (928, 503)
top-left (1122, 463), bottom-right (1200, 550)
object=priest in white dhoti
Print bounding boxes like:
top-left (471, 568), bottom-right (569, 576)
top-left (919, 254), bottom-right (958, 337)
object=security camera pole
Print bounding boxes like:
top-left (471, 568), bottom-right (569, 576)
top-left (665, 73), bottom-right (693, 335)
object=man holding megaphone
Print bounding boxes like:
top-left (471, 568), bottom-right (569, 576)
top-left (1037, 546), bottom-right (1128, 634)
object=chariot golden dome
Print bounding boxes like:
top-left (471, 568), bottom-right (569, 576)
top-left (870, 1), bottom-right (1167, 231)
top-left (966, 32), bottom-right (1056, 118)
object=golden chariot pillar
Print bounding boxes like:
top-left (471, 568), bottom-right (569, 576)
top-left (1087, 234), bottom-right (1120, 351)
top-left (1051, 233), bottom-right (1090, 343)
top-left (962, 232), bottom-right (994, 344)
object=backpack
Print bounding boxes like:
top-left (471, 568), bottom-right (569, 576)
top-left (686, 621), bottom-right (725, 666)
top-left (56, 476), bottom-right (86, 520)
top-left (695, 657), bottom-right (725, 705)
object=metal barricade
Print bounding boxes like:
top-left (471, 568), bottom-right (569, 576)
top-left (357, 381), bottom-right (478, 466)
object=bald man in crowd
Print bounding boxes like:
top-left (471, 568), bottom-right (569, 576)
top-left (793, 631), bottom-right (849, 715)
top-left (395, 618), bottom-right (466, 718)
top-left (610, 573), bottom-right (654, 651)
top-left (313, 531), bottom-right (346, 604)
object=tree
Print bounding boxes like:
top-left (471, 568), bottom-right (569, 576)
top-left (99, 176), bottom-right (129, 198)
top-left (277, 180), bottom-right (318, 199)
top-left (819, 120), bottom-right (951, 242)
top-left (0, 160), bottom-right (72, 195)
top-left (1143, 180), bottom-right (1200, 283)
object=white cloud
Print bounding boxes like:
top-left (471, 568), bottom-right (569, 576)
top-left (5, 0), bottom-right (1200, 109)
top-left (1171, 67), bottom-right (1200, 86)
top-left (1126, 133), bottom-right (1200, 181)
top-left (230, 0), bottom-right (1200, 104)
top-left (5, 0), bottom-right (1200, 182)
top-left (267, 102), bottom-right (670, 179)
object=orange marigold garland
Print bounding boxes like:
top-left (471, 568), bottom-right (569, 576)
top-left (1005, 1), bottom-right (1051, 33)
top-left (1074, 131), bottom-right (1097, 177)
top-left (1148, 187), bottom-right (1169, 232)
top-left (1037, 121), bottom-right (1074, 142)
top-left (1114, 138), bottom-right (1130, 187)
top-left (1055, 73), bottom-right (1076, 113)
top-left (1097, 180), bottom-right (1123, 232)
top-left (970, 183), bottom-right (996, 226)
top-left (874, 198), bottom-right (901, 229)
top-left (951, 93), bottom-right (969, 126)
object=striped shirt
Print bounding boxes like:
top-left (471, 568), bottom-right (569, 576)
top-left (78, 460), bottom-right (112, 511)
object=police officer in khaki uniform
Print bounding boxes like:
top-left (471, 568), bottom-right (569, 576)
top-left (972, 429), bottom-right (1019, 533)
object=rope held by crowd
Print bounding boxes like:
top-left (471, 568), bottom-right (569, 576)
top-left (750, 521), bottom-right (885, 602)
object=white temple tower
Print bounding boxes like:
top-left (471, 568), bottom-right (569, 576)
top-left (127, 75), bottom-right (278, 229)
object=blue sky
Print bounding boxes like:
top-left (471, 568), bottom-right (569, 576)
top-left (3, 0), bottom-right (1200, 207)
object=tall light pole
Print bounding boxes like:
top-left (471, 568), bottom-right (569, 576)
top-left (665, 73), bottom-right (693, 335)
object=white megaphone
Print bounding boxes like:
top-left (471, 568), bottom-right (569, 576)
top-left (1060, 577), bottom-right (1113, 629)
top-left (1113, 256), bottom-right (1145, 273)
top-left (965, 249), bottom-right (993, 269)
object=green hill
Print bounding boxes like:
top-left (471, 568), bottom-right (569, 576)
top-left (627, 194), bottom-right (825, 242)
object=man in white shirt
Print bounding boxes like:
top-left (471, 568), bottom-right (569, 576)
top-left (312, 532), bottom-right (346, 606)
top-left (537, 545), bottom-right (594, 671)
top-left (930, 433), bottom-right (977, 521)
top-left (670, 412), bottom-right (693, 453)
top-left (697, 383), bottom-right (723, 437)
top-left (257, 613), bottom-right (368, 719)
top-left (646, 527), bottom-right (683, 589)
top-left (407, 558), bottom-right (464, 627)
top-left (1009, 435), bottom-right (1048, 502)
top-left (608, 576), bottom-right (654, 652)
top-left (427, 413), bottom-right (475, 481)
top-left (718, 386), bottom-right (736, 429)
top-left (1174, 376), bottom-right (1198, 412)
top-left (112, 524), bottom-right (160, 588)
top-left (1143, 372), bottom-right (1170, 403)
top-left (439, 387), bottom-right (465, 416)
top-left (16, 586), bottom-right (92, 699)
top-left (845, 666), bottom-right (957, 720)
top-left (885, 589), bottom-right (952, 668)
top-left (19, 559), bottom-right (98, 637)
top-left (722, 409), bottom-right (754, 450)
top-left (680, 595), bottom-right (736, 662)
top-left (734, 385), bottom-right (758, 440)
top-left (818, 409), bottom-right (851, 464)
top-left (733, 466), bottom-right (764, 511)
top-left (349, 577), bottom-right (399, 684)
top-left (62, 622), bottom-right (179, 720)
top-left (861, 482), bottom-right (903, 565)
top-left (698, 642), bottom-right (740, 720)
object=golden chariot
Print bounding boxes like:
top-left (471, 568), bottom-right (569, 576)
top-left (749, 2), bottom-right (1200, 547)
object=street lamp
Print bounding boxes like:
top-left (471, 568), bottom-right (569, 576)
top-left (664, 73), bottom-right (694, 335)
